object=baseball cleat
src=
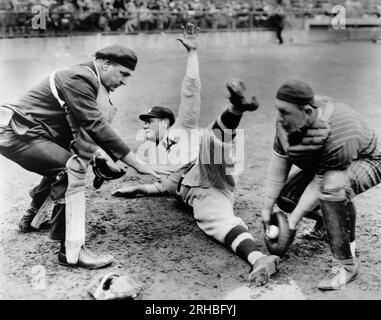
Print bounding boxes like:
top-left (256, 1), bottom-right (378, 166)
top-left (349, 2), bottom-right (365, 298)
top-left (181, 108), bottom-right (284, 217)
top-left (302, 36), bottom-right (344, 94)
top-left (19, 208), bottom-right (50, 233)
top-left (318, 263), bottom-right (359, 291)
top-left (58, 247), bottom-right (115, 270)
top-left (226, 78), bottom-right (259, 112)
top-left (248, 255), bottom-right (280, 287)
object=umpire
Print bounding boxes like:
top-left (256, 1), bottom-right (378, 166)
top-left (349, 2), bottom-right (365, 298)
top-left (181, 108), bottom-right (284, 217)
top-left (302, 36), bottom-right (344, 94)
top-left (261, 80), bottom-right (381, 290)
top-left (0, 44), bottom-right (164, 269)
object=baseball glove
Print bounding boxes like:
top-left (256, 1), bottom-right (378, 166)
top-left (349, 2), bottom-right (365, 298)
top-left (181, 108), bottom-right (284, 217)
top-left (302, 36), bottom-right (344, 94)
top-left (226, 78), bottom-right (259, 112)
top-left (263, 211), bottom-right (296, 257)
top-left (92, 155), bottom-right (126, 189)
top-left (88, 272), bottom-right (141, 300)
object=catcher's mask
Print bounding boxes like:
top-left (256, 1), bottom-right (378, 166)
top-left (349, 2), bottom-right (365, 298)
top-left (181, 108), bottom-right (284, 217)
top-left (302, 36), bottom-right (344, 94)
top-left (89, 272), bottom-right (140, 300)
top-left (92, 157), bottom-right (126, 189)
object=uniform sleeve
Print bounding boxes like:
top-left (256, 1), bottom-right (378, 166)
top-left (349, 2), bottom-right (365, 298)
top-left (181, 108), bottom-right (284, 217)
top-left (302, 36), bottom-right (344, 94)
top-left (145, 182), bottom-right (167, 195)
top-left (173, 74), bottom-right (201, 129)
top-left (57, 73), bottom-right (131, 161)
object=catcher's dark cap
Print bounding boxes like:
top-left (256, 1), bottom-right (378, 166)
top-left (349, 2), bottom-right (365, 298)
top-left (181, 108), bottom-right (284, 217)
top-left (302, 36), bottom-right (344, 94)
top-left (95, 44), bottom-right (137, 71)
top-left (276, 80), bottom-right (319, 108)
top-left (139, 106), bottom-right (175, 126)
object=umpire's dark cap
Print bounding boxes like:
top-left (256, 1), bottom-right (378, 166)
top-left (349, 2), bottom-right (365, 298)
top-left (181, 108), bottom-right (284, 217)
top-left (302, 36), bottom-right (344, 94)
top-left (276, 80), bottom-right (320, 108)
top-left (139, 106), bottom-right (175, 126)
top-left (95, 44), bottom-right (138, 71)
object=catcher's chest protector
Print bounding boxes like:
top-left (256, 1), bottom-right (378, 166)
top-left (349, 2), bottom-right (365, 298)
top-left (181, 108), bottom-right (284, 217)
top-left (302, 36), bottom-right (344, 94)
top-left (277, 102), bottom-right (334, 171)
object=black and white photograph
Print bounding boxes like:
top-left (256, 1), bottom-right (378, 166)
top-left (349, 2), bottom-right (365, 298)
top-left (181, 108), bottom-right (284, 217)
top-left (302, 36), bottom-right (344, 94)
top-left (1, 0), bottom-right (381, 306)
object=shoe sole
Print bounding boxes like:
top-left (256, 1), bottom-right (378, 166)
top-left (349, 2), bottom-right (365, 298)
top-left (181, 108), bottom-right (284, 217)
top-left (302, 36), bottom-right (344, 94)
top-left (58, 259), bottom-right (114, 270)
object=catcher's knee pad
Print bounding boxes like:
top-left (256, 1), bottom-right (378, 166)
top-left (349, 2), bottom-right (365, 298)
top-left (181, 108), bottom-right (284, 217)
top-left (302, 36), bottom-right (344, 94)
top-left (320, 170), bottom-right (347, 201)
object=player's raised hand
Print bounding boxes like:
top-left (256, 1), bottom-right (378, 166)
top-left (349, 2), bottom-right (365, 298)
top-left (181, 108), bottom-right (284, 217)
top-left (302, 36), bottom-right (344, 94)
top-left (177, 22), bottom-right (199, 51)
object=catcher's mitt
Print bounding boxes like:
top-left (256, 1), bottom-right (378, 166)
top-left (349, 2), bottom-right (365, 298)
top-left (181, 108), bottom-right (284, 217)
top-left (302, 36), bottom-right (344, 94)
top-left (92, 155), bottom-right (126, 189)
top-left (263, 211), bottom-right (296, 257)
top-left (226, 79), bottom-right (259, 112)
top-left (89, 272), bottom-right (141, 300)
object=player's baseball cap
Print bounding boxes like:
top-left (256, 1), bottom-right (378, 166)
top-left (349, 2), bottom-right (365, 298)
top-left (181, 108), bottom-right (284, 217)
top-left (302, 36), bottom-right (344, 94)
top-left (95, 44), bottom-right (138, 72)
top-left (139, 106), bottom-right (175, 126)
top-left (276, 80), bottom-right (321, 108)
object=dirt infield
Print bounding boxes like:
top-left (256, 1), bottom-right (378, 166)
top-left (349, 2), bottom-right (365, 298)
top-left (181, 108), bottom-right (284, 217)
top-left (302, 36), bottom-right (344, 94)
top-left (1, 38), bottom-right (381, 300)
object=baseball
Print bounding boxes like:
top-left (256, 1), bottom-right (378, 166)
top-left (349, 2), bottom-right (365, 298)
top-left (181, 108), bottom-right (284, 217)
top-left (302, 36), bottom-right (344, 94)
top-left (266, 225), bottom-right (279, 239)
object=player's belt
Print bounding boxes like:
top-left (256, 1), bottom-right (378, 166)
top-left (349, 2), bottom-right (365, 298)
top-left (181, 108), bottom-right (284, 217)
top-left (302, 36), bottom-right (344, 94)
top-left (176, 162), bottom-right (195, 194)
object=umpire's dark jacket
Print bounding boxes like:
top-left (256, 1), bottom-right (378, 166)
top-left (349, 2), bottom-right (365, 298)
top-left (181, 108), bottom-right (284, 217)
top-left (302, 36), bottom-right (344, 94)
top-left (4, 61), bottom-right (130, 161)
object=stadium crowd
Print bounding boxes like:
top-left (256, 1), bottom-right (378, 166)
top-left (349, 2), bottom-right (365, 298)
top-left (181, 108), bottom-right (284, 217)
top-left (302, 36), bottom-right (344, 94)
top-left (1, 0), bottom-right (381, 34)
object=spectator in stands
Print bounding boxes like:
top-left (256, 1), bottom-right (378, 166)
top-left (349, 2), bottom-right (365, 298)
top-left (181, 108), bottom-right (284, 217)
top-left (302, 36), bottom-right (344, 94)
top-left (153, 0), bottom-right (173, 30)
top-left (113, 0), bottom-right (126, 10)
top-left (136, 0), bottom-right (154, 30)
top-left (58, 0), bottom-right (75, 32)
top-left (345, 0), bottom-right (363, 18)
top-left (199, 1), bottom-right (217, 29)
top-left (235, 1), bottom-right (251, 28)
top-left (0, 0), bottom-right (14, 11)
top-left (125, 0), bottom-right (138, 32)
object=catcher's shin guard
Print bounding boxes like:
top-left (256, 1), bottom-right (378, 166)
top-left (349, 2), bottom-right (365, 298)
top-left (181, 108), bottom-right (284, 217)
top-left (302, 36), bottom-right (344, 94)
top-left (318, 199), bottom-right (359, 290)
top-left (347, 201), bottom-right (356, 243)
top-left (64, 155), bottom-right (87, 264)
top-left (320, 199), bottom-right (354, 261)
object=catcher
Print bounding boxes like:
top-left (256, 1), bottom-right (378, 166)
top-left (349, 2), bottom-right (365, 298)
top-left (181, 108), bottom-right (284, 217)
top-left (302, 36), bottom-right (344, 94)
top-left (113, 24), bottom-right (280, 286)
top-left (0, 44), bottom-right (167, 269)
top-left (261, 79), bottom-right (381, 290)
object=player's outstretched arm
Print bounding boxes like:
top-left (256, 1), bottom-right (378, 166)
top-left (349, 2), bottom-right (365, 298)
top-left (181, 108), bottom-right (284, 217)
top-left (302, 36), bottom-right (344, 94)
top-left (177, 23), bottom-right (199, 78)
top-left (112, 184), bottom-right (162, 198)
top-left (174, 23), bottom-right (201, 129)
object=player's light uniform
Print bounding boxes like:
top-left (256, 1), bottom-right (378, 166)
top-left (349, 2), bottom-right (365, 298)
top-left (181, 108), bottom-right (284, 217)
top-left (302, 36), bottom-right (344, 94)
top-left (138, 72), bottom-right (263, 264)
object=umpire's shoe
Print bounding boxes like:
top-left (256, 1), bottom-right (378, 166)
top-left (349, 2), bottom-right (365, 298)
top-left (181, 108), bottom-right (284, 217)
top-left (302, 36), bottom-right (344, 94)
top-left (248, 255), bottom-right (280, 287)
top-left (18, 208), bottom-right (49, 233)
top-left (58, 247), bottom-right (115, 269)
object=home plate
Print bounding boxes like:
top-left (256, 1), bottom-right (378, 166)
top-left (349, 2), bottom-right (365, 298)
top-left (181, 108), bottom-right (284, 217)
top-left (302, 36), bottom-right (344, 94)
top-left (223, 279), bottom-right (306, 300)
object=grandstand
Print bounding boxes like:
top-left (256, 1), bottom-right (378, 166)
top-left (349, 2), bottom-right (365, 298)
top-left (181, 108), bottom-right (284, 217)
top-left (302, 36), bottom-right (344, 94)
top-left (0, 0), bottom-right (381, 38)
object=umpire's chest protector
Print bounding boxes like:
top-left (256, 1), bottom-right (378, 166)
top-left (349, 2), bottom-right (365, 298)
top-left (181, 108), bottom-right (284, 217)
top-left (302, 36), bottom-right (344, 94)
top-left (50, 66), bottom-right (117, 161)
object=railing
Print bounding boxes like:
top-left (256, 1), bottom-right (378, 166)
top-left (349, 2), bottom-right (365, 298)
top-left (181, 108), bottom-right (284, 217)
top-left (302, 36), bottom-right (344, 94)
top-left (0, 8), bottom-right (380, 37)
